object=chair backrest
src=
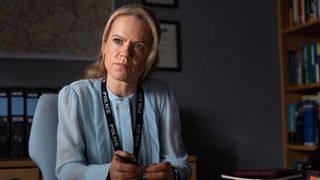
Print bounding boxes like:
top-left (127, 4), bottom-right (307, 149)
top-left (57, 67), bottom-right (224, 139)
top-left (29, 93), bottom-right (58, 180)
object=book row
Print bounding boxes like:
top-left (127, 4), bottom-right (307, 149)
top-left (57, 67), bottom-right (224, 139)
top-left (287, 94), bottom-right (320, 146)
top-left (0, 87), bottom-right (59, 158)
top-left (288, 42), bottom-right (320, 85)
top-left (289, 0), bottom-right (320, 26)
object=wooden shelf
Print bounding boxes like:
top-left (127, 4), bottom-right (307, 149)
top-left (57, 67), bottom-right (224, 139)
top-left (278, 0), bottom-right (320, 169)
top-left (286, 145), bottom-right (316, 151)
top-left (282, 19), bottom-right (320, 35)
top-left (286, 83), bottom-right (320, 92)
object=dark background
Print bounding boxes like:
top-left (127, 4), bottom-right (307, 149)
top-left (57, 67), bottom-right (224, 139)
top-left (0, 0), bottom-right (281, 179)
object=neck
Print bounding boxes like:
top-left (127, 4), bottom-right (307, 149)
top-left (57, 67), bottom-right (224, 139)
top-left (106, 77), bottom-right (138, 97)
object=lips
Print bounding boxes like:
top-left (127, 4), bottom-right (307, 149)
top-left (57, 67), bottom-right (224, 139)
top-left (114, 63), bottom-right (129, 69)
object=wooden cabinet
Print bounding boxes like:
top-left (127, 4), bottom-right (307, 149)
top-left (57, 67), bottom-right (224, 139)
top-left (277, 0), bottom-right (320, 168)
top-left (0, 159), bottom-right (41, 180)
top-left (188, 156), bottom-right (197, 180)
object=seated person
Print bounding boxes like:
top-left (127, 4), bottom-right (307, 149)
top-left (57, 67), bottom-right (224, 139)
top-left (56, 4), bottom-right (191, 180)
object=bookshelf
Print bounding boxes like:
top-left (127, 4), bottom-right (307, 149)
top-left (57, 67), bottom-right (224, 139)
top-left (278, 0), bottom-right (320, 168)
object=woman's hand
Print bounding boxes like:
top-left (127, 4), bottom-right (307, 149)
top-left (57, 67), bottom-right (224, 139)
top-left (109, 151), bottom-right (140, 180)
top-left (143, 161), bottom-right (174, 180)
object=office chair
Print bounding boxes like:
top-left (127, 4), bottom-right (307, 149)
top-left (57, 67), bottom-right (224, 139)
top-left (29, 93), bottom-right (58, 180)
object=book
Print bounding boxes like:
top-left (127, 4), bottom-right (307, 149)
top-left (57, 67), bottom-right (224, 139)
top-left (221, 168), bottom-right (303, 180)
top-left (288, 51), bottom-right (298, 85)
top-left (307, 170), bottom-right (320, 179)
top-left (221, 173), bottom-right (303, 180)
top-left (312, 43), bottom-right (319, 83)
top-left (292, 0), bottom-right (300, 25)
top-left (0, 88), bottom-right (10, 158)
top-left (288, 103), bottom-right (297, 144)
top-left (302, 95), bottom-right (320, 145)
top-left (296, 100), bottom-right (305, 145)
top-left (303, 101), bottom-right (316, 146)
top-left (300, 0), bottom-right (306, 24)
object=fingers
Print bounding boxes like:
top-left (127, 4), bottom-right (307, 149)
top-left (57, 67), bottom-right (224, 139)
top-left (143, 161), bottom-right (174, 180)
top-left (110, 170), bottom-right (138, 180)
top-left (115, 153), bottom-right (140, 166)
top-left (115, 150), bottom-right (136, 161)
top-left (109, 151), bottom-right (140, 179)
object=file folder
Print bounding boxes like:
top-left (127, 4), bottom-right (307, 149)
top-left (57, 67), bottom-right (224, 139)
top-left (10, 88), bottom-right (25, 157)
top-left (0, 88), bottom-right (10, 158)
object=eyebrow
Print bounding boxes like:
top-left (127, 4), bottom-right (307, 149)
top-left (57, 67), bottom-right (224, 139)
top-left (111, 34), bottom-right (148, 45)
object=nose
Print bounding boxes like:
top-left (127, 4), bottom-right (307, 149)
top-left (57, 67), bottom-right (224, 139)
top-left (120, 43), bottom-right (132, 60)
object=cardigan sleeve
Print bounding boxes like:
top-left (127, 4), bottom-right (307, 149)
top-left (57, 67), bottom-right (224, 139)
top-left (56, 85), bottom-right (110, 180)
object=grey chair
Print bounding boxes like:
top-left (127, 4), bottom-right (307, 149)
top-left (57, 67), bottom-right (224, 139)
top-left (29, 93), bottom-right (59, 180)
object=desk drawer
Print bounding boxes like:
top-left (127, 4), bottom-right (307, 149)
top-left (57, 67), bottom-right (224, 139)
top-left (0, 168), bottom-right (40, 180)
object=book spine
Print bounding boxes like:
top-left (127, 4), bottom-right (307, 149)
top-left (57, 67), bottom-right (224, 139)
top-left (288, 51), bottom-right (298, 85)
top-left (288, 103), bottom-right (298, 144)
top-left (313, 43), bottom-right (320, 83)
top-left (305, 45), bottom-right (314, 83)
top-left (300, 0), bottom-right (306, 23)
top-left (290, 0), bottom-right (294, 26)
top-left (318, 0), bottom-right (320, 18)
top-left (315, 102), bottom-right (320, 144)
top-left (306, 0), bottom-right (311, 21)
top-left (303, 101), bottom-right (316, 146)
top-left (308, 0), bottom-right (317, 20)
top-left (309, 44), bottom-right (316, 83)
top-left (296, 101), bottom-right (305, 144)
top-left (293, 0), bottom-right (301, 24)
top-left (297, 50), bottom-right (304, 84)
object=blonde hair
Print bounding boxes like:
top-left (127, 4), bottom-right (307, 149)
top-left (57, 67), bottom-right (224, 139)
top-left (83, 4), bottom-right (161, 81)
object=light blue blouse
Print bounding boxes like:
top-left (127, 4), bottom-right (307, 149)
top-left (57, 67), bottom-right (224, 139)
top-left (56, 78), bottom-right (191, 179)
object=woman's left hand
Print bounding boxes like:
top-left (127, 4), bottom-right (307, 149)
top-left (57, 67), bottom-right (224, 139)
top-left (143, 161), bottom-right (174, 180)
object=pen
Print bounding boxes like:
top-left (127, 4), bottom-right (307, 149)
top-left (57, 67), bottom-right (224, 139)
top-left (115, 154), bottom-right (140, 166)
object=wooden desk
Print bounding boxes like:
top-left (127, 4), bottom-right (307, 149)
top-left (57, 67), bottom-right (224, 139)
top-left (0, 156), bottom-right (197, 180)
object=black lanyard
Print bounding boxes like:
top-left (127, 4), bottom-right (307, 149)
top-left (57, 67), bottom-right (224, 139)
top-left (101, 78), bottom-right (144, 158)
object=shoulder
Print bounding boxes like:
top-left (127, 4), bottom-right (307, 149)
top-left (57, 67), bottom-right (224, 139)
top-left (143, 79), bottom-right (177, 106)
top-left (143, 79), bottom-right (173, 95)
top-left (59, 78), bottom-right (101, 98)
top-left (69, 78), bottom-right (101, 91)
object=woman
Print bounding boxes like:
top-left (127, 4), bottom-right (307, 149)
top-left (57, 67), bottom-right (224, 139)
top-left (56, 4), bottom-right (191, 180)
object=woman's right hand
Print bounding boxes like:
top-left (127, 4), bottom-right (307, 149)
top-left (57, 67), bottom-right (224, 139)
top-left (109, 151), bottom-right (140, 180)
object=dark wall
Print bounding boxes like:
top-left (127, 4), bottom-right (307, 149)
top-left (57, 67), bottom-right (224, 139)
top-left (118, 0), bottom-right (282, 179)
top-left (0, 58), bottom-right (91, 88)
top-left (0, 0), bottom-right (281, 179)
